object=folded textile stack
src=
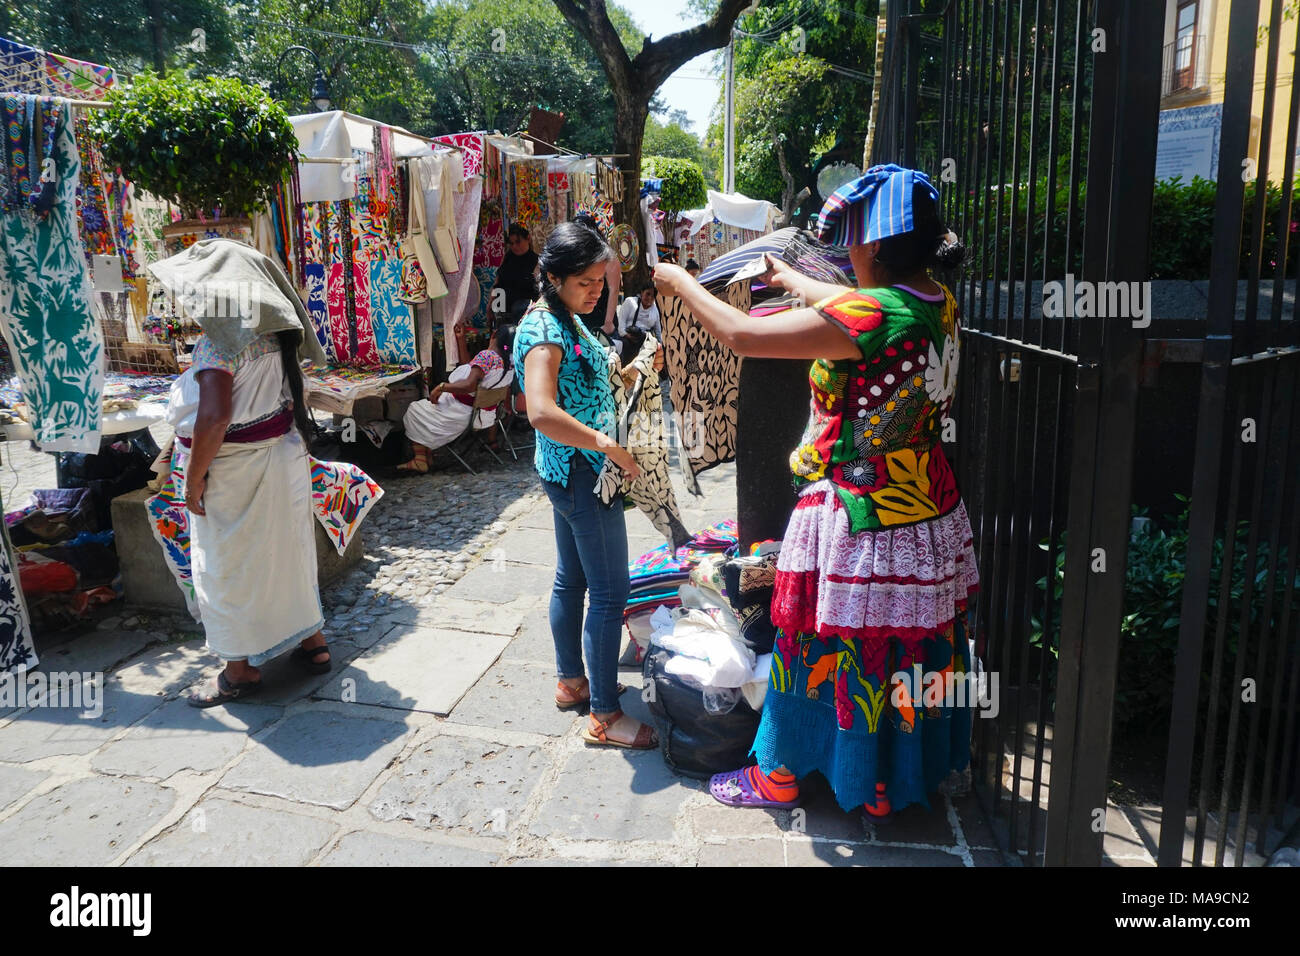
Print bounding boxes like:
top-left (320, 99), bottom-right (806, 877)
top-left (625, 519), bottom-right (737, 620)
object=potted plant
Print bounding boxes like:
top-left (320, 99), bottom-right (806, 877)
top-left (641, 155), bottom-right (707, 258)
top-left (93, 73), bottom-right (298, 254)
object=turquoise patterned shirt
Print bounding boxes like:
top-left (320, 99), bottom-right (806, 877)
top-left (514, 305), bottom-right (618, 486)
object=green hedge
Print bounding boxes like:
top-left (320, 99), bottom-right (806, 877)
top-left (954, 176), bottom-right (1300, 281)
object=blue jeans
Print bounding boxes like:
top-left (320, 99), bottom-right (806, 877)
top-left (541, 456), bottom-right (629, 715)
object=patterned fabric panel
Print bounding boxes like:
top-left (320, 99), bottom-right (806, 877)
top-left (303, 262), bottom-right (330, 355)
top-left (659, 282), bottom-right (748, 493)
top-left (368, 259), bottom-right (417, 364)
top-left (0, 99), bottom-right (104, 453)
top-left (469, 348), bottom-right (503, 376)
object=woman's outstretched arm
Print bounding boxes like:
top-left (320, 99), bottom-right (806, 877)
top-left (653, 263), bottom-right (860, 361)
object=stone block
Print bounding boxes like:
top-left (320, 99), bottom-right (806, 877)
top-left (529, 748), bottom-right (694, 843)
top-left (220, 709), bottom-right (412, 810)
top-left (91, 698), bottom-right (282, 778)
top-left (317, 625), bottom-right (510, 716)
top-left (320, 830), bottom-right (500, 866)
top-left (447, 663), bottom-right (582, 737)
top-left (0, 764), bottom-right (48, 810)
top-left (384, 599), bottom-right (524, 638)
top-left (369, 735), bottom-right (544, 835)
top-left (0, 776), bottom-right (176, 865)
top-left (785, 840), bottom-right (964, 867)
top-left (698, 837), bottom-right (786, 866)
top-left (2, 687), bottom-right (164, 762)
top-left (126, 796), bottom-right (335, 866)
top-left (444, 560), bottom-right (556, 603)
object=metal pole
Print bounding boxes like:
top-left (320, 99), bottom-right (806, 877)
top-left (724, 33), bottom-right (735, 194)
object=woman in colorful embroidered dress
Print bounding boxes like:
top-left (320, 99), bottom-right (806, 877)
top-left (652, 165), bottom-right (978, 816)
top-left (396, 323), bottom-right (515, 474)
top-left (149, 238), bottom-right (333, 707)
top-left (515, 220), bottom-right (657, 750)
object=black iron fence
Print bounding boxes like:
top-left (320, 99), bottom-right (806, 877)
top-left (875, 0), bottom-right (1300, 865)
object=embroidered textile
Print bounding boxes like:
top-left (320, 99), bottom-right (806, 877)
top-left (0, 489), bottom-right (37, 675)
top-left (432, 132), bottom-right (485, 178)
top-left (659, 282), bottom-right (748, 494)
top-left (793, 285), bottom-right (962, 533)
top-left (0, 98), bottom-right (104, 453)
top-left (595, 334), bottom-right (690, 548)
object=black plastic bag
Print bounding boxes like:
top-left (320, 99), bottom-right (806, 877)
top-left (642, 645), bottom-right (761, 779)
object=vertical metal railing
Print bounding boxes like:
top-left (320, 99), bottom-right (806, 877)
top-left (1161, 0), bottom-right (1300, 867)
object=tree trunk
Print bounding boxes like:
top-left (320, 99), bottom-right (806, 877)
top-left (614, 98), bottom-right (651, 291)
top-left (145, 0), bottom-right (167, 74)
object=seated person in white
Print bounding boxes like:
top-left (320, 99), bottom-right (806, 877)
top-left (617, 282), bottom-right (662, 341)
top-left (397, 323), bottom-right (514, 474)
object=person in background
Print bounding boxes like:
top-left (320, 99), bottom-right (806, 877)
top-left (515, 221), bottom-right (657, 750)
top-left (685, 258), bottom-right (701, 278)
top-left (617, 281), bottom-right (662, 341)
top-left (396, 323), bottom-right (515, 474)
top-left (652, 165), bottom-right (978, 819)
top-left (494, 224), bottom-right (540, 321)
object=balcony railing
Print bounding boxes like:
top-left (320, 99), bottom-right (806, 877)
top-left (1162, 35), bottom-right (1208, 97)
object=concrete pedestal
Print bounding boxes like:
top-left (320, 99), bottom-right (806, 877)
top-left (110, 488), bottom-right (364, 612)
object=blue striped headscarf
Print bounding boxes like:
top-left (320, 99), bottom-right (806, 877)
top-left (815, 164), bottom-right (940, 247)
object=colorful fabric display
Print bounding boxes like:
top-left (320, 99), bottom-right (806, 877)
top-left (44, 51), bottom-right (116, 99)
top-left (509, 157), bottom-right (548, 231)
top-left (0, 96), bottom-right (104, 453)
top-left (147, 453), bottom-right (384, 619)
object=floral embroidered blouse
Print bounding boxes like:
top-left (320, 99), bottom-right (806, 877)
top-left (790, 284), bottom-right (962, 533)
top-left (514, 304), bottom-right (618, 486)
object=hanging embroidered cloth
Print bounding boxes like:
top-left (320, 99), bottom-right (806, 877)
top-left (147, 451), bottom-right (384, 619)
top-left (595, 333), bottom-right (691, 548)
top-left (509, 157), bottom-right (548, 232)
top-left (432, 131), bottom-right (485, 178)
top-left (659, 281), bottom-right (749, 495)
top-left (0, 486), bottom-right (37, 675)
top-left (0, 96), bottom-right (104, 453)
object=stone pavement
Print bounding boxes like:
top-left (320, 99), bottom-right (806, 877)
top-left (0, 439), bottom-right (1004, 866)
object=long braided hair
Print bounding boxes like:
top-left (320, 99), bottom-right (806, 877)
top-left (275, 329), bottom-right (314, 445)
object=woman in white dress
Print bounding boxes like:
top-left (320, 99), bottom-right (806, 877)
top-left (397, 323), bottom-right (514, 474)
top-left (148, 238), bottom-right (332, 707)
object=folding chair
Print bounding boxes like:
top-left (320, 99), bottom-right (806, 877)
top-left (444, 373), bottom-right (515, 475)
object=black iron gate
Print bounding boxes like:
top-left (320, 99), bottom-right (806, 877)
top-left (875, 0), bottom-right (1300, 865)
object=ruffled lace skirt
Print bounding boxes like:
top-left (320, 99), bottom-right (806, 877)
top-left (752, 480), bottom-right (982, 812)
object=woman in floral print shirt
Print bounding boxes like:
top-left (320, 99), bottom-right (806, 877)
top-left (653, 165), bottom-right (979, 818)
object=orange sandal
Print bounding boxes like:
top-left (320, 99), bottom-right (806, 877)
top-left (396, 444), bottom-right (431, 475)
top-left (581, 709), bottom-right (657, 749)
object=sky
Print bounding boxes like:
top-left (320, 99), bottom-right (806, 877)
top-left (628, 0), bottom-right (725, 141)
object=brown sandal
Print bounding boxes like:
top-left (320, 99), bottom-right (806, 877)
top-left (555, 679), bottom-right (627, 710)
top-left (581, 709), bottom-right (657, 749)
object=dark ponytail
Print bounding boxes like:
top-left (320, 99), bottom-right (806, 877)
top-left (536, 220), bottom-right (614, 318)
top-left (874, 181), bottom-right (966, 275)
top-left (276, 329), bottom-right (314, 445)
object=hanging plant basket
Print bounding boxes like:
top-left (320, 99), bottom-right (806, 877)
top-left (92, 73), bottom-right (297, 221)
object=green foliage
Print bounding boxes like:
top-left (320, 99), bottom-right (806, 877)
top-left (421, 0), bottom-right (643, 151)
top-left (1029, 500), bottom-right (1299, 738)
top-left (727, 0), bottom-right (875, 212)
top-left (643, 115), bottom-right (705, 164)
top-left (92, 72), bottom-right (297, 218)
top-left (642, 155), bottom-right (707, 212)
top-left (235, 0), bottom-right (442, 134)
top-left (958, 176), bottom-right (1300, 280)
top-left (733, 56), bottom-right (833, 209)
top-left (0, 0), bottom-right (238, 74)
